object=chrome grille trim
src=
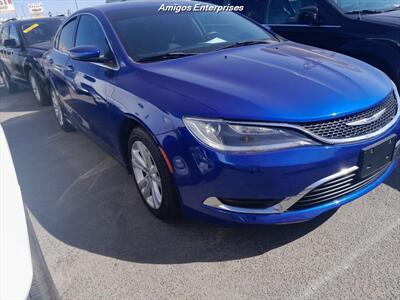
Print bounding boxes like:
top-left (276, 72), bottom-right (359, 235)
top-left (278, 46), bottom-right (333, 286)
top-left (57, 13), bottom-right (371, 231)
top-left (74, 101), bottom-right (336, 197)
top-left (293, 175), bottom-right (379, 207)
top-left (228, 82), bottom-right (400, 144)
top-left (300, 92), bottom-right (397, 141)
top-left (203, 166), bottom-right (361, 214)
top-left (316, 173), bottom-right (356, 188)
top-left (289, 165), bottom-right (389, 210)
top-left (301, 177), bottom-right (371, 203)
top-left (203, 162), bottom-right (391, 215)
top-left (303, 181), bottom-right (353, 199)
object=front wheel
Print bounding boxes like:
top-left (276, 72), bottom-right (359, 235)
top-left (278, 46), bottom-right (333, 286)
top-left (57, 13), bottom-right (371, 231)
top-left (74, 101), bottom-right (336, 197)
top-left (29, 70), bottom-right (49, 106)
top-left (129, 128), bottom-right (179, 220)
top-left (50, 88), bottom-right (75, 132)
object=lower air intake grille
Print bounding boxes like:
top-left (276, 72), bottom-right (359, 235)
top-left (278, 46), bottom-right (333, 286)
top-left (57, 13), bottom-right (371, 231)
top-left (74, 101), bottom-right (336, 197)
top-left (289, 166), bottom-right (388, 210)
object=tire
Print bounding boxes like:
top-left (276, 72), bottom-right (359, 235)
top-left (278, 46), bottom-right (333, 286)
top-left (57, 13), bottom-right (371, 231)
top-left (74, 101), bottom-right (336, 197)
top-left (1, 69), bottom-right (18, 93)
top-left (29, 70), bottom-right (49, 106)
top-left (50, 88), bottom-right (75, 132)
top-left (128, 127), bottom-right (179, 220)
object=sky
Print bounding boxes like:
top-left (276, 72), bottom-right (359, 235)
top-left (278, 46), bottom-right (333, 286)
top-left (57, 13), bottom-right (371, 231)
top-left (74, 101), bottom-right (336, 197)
top-left (1, 0), bottom-right (106, 19)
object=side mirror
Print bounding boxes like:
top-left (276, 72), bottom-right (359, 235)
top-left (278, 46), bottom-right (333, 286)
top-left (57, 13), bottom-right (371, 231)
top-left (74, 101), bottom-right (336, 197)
top-left (69, 46), bottom-right (109, 62)
top-left (298, 6), bottom-right (320, 25)
top-left (4, 38), bottom-right (18, 48)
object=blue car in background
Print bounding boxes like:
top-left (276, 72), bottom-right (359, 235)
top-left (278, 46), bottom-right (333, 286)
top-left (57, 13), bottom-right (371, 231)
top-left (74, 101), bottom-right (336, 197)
top-left (43, 1), bottom-right (400, 225)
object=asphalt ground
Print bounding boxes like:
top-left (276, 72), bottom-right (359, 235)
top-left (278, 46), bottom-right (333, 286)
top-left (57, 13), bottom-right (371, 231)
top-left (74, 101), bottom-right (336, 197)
top-left (1, 86), bottom-right (399, 300)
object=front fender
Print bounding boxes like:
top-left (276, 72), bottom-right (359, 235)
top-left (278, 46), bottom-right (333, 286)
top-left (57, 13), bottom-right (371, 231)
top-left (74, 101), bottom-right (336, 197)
top-left (107, 72), bottom-right (220, 137)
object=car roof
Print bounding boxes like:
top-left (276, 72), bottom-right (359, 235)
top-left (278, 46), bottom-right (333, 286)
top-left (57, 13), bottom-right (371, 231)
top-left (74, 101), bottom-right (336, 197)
top-left (18, 17), bottom-right (64, 25)
top-left (2, 17), bottom-right (62, 26)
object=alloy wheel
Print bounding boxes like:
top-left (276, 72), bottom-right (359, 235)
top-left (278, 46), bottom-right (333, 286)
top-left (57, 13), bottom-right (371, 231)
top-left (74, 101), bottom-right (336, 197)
top-left (131, 141), bottom-right (163, 209)
top-left (51, 89), bottom-right (64, 126)
top-left (29, 74), bottom-right (41, 102)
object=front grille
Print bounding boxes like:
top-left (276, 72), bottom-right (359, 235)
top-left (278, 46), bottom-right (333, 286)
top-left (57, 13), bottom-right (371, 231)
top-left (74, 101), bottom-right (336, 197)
top-left (289, 166), bottom-right (388, 210)
top-left (300, 92), bottom-right (398, 141)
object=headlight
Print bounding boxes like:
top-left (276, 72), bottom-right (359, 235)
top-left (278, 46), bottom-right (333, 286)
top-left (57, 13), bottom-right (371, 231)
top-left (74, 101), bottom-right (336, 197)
top-left (183, 117), bottom-right (319, 152)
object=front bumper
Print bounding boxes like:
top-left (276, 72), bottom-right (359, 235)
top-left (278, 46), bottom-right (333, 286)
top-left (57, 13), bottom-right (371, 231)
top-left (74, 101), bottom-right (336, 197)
top-left (157, 121), bottom-right (400, 225)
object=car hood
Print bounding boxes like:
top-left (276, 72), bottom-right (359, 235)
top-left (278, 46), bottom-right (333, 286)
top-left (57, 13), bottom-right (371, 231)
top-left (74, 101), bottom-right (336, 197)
top-left (361, 10), bottom-right (400, 27)
top-left (140, 42), bottom-right (393, 123)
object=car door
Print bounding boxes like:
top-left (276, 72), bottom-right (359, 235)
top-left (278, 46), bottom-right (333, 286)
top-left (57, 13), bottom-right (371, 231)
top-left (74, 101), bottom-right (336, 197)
top-left (7, 24), bottom-right (25, 83)
top-left (65, 14), bottom-right (118, 147)
top-left (47, 17), bottom-right (78, 111)
top-left (265, 0), bottom-right (346, 51)
top-left (0, 25), bottom-right (10, 75)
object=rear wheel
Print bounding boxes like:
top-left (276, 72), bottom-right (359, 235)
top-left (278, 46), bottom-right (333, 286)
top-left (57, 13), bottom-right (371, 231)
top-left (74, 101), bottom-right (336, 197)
top-left (128, 128), bottom-right (179, 220)
top-left (29, 70), bottom-right (49, 106)
top-left (50, 88), bottom-right (75, 132)
top-left (1, 69), bottom-right (18, 93)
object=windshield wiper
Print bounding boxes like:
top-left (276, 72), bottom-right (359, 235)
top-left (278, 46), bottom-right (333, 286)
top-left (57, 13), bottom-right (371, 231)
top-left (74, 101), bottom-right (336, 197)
top-left (345, 9), bottom-right (381, 14)
top-left (216, 40), bottom-right (272, 51)
top-left (137, 52), bottom-right (198, 62)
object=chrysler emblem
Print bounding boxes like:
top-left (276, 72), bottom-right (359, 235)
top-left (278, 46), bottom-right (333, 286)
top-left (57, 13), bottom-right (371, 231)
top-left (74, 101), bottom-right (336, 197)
top-left (346, 109), bottom-right (386, 126)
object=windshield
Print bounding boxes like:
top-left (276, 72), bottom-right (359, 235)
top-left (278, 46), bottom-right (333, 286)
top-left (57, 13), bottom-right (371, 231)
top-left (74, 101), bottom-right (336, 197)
top-left (330, 0), bottom-right (400, 13)
top-left (20, 19), bottom-right (62, 45)
top-left (107, 9), bottom-right (276, 62)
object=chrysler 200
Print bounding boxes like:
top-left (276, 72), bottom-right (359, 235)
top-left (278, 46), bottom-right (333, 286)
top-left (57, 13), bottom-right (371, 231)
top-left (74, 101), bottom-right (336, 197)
top-left (43, 1), bottom-right (400, 225)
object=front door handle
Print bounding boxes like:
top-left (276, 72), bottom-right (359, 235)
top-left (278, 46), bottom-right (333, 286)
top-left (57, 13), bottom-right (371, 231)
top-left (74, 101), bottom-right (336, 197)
top-left (48, 58), bottom-right (54, 65)
top-left (66, 65), bottom-right (75, 72)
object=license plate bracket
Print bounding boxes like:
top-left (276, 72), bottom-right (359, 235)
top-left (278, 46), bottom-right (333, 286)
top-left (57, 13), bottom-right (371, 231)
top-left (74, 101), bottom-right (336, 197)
top-left (358, 134), bottom-right (397, 179)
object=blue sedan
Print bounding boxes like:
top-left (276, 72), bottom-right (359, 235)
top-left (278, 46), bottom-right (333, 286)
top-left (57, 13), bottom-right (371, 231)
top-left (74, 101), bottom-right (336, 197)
top-left (43, 1), bottom-right (400, 225)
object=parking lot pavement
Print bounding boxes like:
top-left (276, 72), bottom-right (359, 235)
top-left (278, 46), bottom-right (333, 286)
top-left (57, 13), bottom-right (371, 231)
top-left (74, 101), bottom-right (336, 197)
top-left (1, 87), bottom-right (399, 300)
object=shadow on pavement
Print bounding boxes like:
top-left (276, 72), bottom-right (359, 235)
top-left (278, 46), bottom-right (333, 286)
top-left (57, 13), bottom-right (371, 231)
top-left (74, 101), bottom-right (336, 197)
top-left (1, 91), bottom-right (398, 264)
top-left (0, 88), bottom-right (41, 113)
